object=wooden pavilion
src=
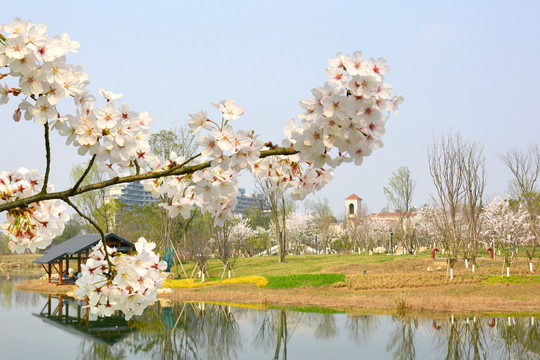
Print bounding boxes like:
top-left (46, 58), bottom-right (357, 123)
top-left (33, 233), bottom-right (134, 285)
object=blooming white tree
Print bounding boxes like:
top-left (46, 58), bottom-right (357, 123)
top-left (229, 218), bottom-right (255, 254)
top-left (210, 216), bottom-right (255, 278)
top-left (286, 211), bottom-right (315, 254)
top-left (0, 19), bottom-right (402, 317)
top-left (480, 196), bottom-right (533, 276)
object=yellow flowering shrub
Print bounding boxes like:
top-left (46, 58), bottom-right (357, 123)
top-left (164, 275), bottom-right (268, 288)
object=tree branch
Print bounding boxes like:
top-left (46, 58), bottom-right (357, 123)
top-left (62, 196), bottom-right (114, 270)
top-left (71, 154), bottom-right (96, 194)
top-left (0, 146), bottom-right (299, 213)
top-left (41, 121), bottom-right (51, 194)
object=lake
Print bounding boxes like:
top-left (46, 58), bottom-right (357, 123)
top-left (0, 273), bottom-right (538, 359)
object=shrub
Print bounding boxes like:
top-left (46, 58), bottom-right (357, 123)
top-left (265, 273), bottom-right (345, 289)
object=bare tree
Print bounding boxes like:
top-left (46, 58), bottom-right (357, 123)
top-left (428, 133), bottom-right (466, 275)
top-left (256, 180), bottom-right (294, 262)
top-left (428, 133), bottom-right (488, 276)
top-left (383, 166), bottom-right (416, 253)
top-left (500, 145), bottom-right (540, 267)
top-left (460, 140), bottom-right (486, 270)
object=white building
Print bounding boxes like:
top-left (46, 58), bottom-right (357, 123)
top-left (105, 180), bottom-right (155, 207)
top-left (233, 188), bottom-right (268, 214)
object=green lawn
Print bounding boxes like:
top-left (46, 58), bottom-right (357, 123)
top-left (170, 253), bottom-right (400, 278)
top-left (265, 273), bottom-right (346, 288)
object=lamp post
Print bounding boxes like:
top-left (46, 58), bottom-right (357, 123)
top-left (315, 235), bottom-right (318, 255)
top-left (390, 232), bottom-right (394, 255)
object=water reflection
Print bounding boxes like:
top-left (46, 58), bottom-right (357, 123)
top-left (34, 295), bottom-right (133, 345)
top-left (387, 315), bottom-right (418, 360)
top-left (1, 277), bottom-right (538, 360)
top-left (0, 272), bottom-right (43, 309)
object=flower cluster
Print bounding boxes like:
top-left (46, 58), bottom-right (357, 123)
top-left (0, 18), bottom-right (155, 178)
top-left (250, 51), bottom-right (402, 201)
top-left (289, 52), bottom-right (401, 178)
top-left (0, 168), bottom-right (69, 253)
top-left (75, 237), bottom-right (167, 320)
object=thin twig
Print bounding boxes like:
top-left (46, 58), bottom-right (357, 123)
top-left (41, 122), bottom-right (51, 194)
top-left (71, 155), bottom-right (96, 194)
top-left (62, 196), bottom-right (114, 271)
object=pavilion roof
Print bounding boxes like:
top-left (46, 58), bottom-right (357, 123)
top-left (33, 233), bottom-right (134, 264)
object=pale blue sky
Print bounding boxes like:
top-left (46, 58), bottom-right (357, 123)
top-left (2, 1), bottom-right (539, 216)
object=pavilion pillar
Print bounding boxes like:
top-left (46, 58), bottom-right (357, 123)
top-left (48, 263), bottom-right (51, 282)
top-left (58, 295), bottom-right (63, 319)
top-left (58, 259), bottom-right (63, 285)
top-left (85, 298), bottom-right (89, 327)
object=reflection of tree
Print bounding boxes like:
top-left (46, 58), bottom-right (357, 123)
top-left (444, 317), bottom-right (468, 359)
top-left (463, 318), bottom-right (487, 360)
top-left (128, 302), bottom-right (199, 360)
top-left (254, 309), bottom-right (303, 360)
top-left (131, 302), bottom-right (240, 360)
top-left (273, 310), bottom-right (288, 360)
top-left (493, 317), bottom-right (539, 360)
top-left (254, 309), bottom-right (284, 356)
top-left (195, 303), bottom-right (241, 360)
top-left (78, 342), bottom-right (127, 360)
top-left (0, 274), bottom-right (42, 309)
top-left (74, 301), bottom-right (242, 360)
top-left (345, 315), bottom-right (379, 346)
top-left (313, 313), bottom-right (338, 340)
top-left (387, 315), bottom-right (418, 360)
top-left (254, 309), bottom-right (342, 360)
top-left (432, 316), bottom-right (490, 360)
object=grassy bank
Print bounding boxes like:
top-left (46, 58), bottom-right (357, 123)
top-left (160, 253), bottom-right (539, 313)
top-left (171, 252), bottom-right (539, 278)
top-left (15, 252), bottom-right (540, 314)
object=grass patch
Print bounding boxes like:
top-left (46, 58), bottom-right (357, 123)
top-left (340, 273), bottom-right (489, 290)
top-left (480, 275), bottom-right (540, 285)
top-left (164, 275), bottom-right (268, 288)
top-left (265, 273), bottom-right (345, 289)
top-left (169, 253), bottom-right (399, 279)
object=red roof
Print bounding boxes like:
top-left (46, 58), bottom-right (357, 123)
top-left (345, 194), bottom-right (362, 200)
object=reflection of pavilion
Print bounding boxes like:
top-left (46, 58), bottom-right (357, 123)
top-left (33, 295), bottom-right (134, 345)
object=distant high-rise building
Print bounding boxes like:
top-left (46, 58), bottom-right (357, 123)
top-left (233, 188), bottom-right (268, 214)
top-left (105, 180), bottom-right (155, 207)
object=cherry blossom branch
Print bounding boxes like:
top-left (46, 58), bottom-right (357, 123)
top-left (41, 121), bottom-right (51, 194)
top-left (0, 147), bottom-right (298, 213)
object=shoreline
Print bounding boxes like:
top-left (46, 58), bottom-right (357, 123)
top-left (15, 279), bottom-right (540, 316)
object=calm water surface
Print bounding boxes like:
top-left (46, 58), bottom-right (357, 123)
top-left (0, 274), bottom-right (538, 359)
